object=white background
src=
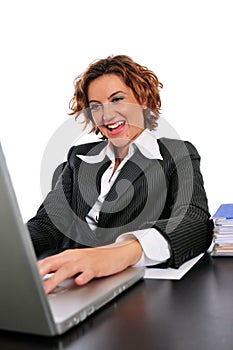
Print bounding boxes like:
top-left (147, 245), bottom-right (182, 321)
top-left (0, 0), bottom-right (232, 221)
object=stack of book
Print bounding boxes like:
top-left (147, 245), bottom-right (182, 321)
top-left (211, 203), bottom-right (233, 256)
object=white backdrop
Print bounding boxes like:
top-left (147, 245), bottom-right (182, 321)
top-left (0, 0), bottom-right (232, 221)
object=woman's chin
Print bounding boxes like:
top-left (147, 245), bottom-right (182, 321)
top-left (109, 137), bottom-right (131, 151)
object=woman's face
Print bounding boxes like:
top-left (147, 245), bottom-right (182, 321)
top-left (87, 74), bottom-right (145, 157)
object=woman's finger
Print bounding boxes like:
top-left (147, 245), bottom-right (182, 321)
top-left (74, 269), bottom-right (96, 286)
top-left (38, 249), bottom-right (75, 277)
top-left (43, 263), bottom-right (80, 294)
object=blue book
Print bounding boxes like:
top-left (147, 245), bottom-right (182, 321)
top-left (212, 204), bottom-right (233, 220)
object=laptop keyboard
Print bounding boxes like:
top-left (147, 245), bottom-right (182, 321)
top-left (49, 285), bottom-right (69, 296)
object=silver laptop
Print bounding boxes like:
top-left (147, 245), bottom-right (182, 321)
top-left (0, 142), bottom-right (144, 336)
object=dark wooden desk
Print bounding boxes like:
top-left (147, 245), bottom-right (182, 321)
top-left (1, 254), bottom-right (233, 350)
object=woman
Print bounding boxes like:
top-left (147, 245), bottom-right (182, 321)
top-left (27, 55), bottom-right (213, 293)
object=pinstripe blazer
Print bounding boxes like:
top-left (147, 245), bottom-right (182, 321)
top-left (27, 137), bottom-right (214, 268)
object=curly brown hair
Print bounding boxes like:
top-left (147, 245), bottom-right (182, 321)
top-left (69, 55), bottom-right (163, 135)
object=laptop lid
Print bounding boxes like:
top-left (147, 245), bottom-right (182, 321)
top-left (0, 142), bottom-right (144, 336)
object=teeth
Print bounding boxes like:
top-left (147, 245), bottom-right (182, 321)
top-left (107, 121), bottom-right (125, 130)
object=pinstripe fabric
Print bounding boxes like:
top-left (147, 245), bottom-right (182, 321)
top-left (27, 138), bottom-right (213, 268)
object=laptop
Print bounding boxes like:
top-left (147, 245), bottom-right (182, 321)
top-left (0, 142), bottom-right (144, 336)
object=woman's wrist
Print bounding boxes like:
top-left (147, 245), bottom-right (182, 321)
top-left (98, 239), bottom-right (143, 268)
top-left (128, 239), bottom-right (143, 265)
top-left (114, 239), bottom-right (143, 266)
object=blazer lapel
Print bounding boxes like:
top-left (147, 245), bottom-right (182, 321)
top-left (98, 151), bottom-right (154, 226)
top-left (75, 157), bottom-right (111, 219)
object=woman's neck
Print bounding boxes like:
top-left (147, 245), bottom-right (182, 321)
top-left (113, 145), bottom-right (129, 161)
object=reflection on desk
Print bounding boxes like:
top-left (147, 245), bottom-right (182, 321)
top-left (1, 254), bottom-right (233, 350)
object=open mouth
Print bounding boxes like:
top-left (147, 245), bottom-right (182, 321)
top-left (105, 120), bottom-right (126, 131)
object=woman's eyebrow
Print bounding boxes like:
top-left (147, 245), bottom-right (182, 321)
top-left (108, 90), bottom-right (126, 99)
top-left (88, 99), bottom-right (100, 104)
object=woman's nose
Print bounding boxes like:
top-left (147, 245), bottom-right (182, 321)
top-left (102, 103), bottom-right (116, 123)
top-left (91, 102), bottom-right (117, 126)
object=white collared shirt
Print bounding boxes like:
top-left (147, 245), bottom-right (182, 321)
top-left (77, 129), bottom-right (170, 266)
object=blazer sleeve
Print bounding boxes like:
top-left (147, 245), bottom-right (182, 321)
top-left (152, 139), bottom-right (214, 268)
top-left (27, 148), bottom-right (75, 257)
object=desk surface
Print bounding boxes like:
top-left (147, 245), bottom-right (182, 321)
top-left (1, 254), bottom-right (233, 350)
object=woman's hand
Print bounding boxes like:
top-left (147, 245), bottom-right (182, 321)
top-left (38, 239), bottom-right (142, 294)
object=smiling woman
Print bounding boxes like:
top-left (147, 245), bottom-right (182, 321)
top-left (27, 55), bottom-right (213, 294)
top-left (88, 75), bottom-right (145, 159)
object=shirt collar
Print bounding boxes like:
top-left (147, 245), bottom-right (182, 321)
top-left (76, 129), bottom-right (163, 163)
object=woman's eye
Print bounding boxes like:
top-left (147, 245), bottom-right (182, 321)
top-left (112, 96), bottom-right (124, 103)
top-left (89, 103), bottom-right (102, 111)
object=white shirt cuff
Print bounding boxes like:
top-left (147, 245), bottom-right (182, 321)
top-left (115, 228), bottom-right (170, 267)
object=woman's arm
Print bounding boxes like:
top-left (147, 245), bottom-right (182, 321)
top-left (38, 238), bottom-right (143, 294)
top-left (27, 153), bottom-right (75, 257)
top-left (152, 140), bottom-right (214, 267)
